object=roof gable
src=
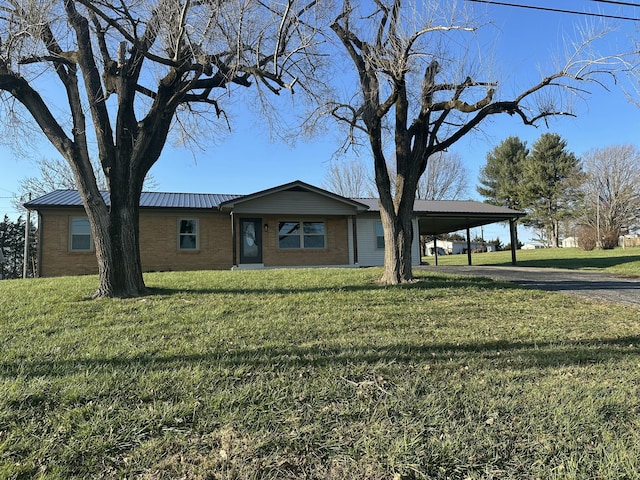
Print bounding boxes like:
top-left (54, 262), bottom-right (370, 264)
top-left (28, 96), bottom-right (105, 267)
top-left (218, 180), bottom-right (370, 212)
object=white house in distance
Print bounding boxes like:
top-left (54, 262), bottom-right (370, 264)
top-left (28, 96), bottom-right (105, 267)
top-left (423, 239), bottom-right (490, 256)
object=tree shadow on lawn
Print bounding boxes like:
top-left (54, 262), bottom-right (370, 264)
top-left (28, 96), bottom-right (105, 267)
top-left (145, 272), bottom-right (513, 297)
top-left (4, 335), bottom-right (639, 380)
top-left (488, 254), bottom-right (640, 271)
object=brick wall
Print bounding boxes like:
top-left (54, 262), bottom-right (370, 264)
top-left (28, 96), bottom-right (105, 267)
top-left (37, 209), bottom-right (234, 277)
top-left (38, 209), bottom-right (98, 277)
top-left (258, 215), bottom-right (350, 266)
top-left (37, 210), bottom-right (352, 277)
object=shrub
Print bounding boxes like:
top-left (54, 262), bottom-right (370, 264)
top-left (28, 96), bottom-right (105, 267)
top-left (577, 225), bottom-right (596, 251)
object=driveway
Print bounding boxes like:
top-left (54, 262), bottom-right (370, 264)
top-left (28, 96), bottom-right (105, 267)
top-left (419, 265), bottom-right (640, 307)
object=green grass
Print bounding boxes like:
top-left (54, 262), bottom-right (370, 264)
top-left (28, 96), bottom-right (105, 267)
top-left (430, 246), bottom-right (640, 276)
top-left (1, 266), bottom-right (639, 479)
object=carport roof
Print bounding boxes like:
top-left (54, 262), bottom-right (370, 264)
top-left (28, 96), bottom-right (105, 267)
top-left (354, 198), bottom-right (524, 236)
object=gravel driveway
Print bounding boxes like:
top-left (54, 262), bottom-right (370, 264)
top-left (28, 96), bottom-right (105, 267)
top-left (419, 265), bottom-right (640, 307)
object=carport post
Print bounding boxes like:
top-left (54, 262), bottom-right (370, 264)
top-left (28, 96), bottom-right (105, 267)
top-left (509, 218), bottom-right (517, 265)
top-left (433, 236), bottom-right (438, 266)
top-left (466, 227), bottom-right (472, 266)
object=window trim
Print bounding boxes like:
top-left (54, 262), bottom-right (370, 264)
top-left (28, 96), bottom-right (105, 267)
top-left (277, 220), bottom-right (326, 250)
top-left (178, 218), bottom-right (199, 251)
top-left (69, 216), bottom-right (93, 252)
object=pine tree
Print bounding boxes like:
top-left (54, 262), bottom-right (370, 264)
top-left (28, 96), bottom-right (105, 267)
top-left (477, 136), bottom-right (529, 247)
top-left (0, 215), bottom-right (37, 279)
top-left (477, 136), bottom-right (529, 210)
top-left (521, 133), bottom-right (584, 247)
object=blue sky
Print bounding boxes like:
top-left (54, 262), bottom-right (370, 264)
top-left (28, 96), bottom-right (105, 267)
top-left (2, 0), bottom-right (639, 243)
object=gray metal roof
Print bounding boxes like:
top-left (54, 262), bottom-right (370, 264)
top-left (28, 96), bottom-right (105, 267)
top-left (25, 190), bottom-right (242, 209)
top-left (25, 189), bottom-right (523, 236)
top-left (354, 198), bottom-right (522, 215)
top-left (354, 198), bottom-right (524, 236)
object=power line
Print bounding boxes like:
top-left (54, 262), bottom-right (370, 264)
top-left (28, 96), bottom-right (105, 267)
top-left (591, 0), bottom-right (640, 7)
top-left (466, 0), bottom-right (640, 22)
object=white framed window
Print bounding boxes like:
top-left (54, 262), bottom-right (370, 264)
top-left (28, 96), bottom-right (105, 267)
top-left (375, 221), bottom-right (385, 249)
top-left (178, 219), bottom-right (199, 250)
top-left (70, 217), bottom-right (93, 251)
top-left (278, 221), bottom-right (325, 249)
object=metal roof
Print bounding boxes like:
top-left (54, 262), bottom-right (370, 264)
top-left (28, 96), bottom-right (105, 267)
top-left (354, 198), bottom-right (522, 215)
top-left (25, 189), bottom-right (524, 236)
top-left (25, 190), bottom-right (242, 209)
top-left (353, 198), bottom-right (524, 236)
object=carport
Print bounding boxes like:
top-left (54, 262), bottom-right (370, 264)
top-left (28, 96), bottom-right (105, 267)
top-left (414, 200), bottom-right (525, 266)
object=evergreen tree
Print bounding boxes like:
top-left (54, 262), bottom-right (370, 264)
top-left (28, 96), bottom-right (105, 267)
top-left (521, 133), bottom-right (584, 248)
top-left (477, 136), bottom-right (529, 210)
top-left (477, 136), bottom-right (528, 247)
top-left (0, 215), bottom-right (37, 279)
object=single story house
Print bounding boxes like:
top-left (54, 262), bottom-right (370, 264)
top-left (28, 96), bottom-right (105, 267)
top-left (423, 239), bottom-right (488, 256)
top-left (24, 180), bottom-right (524, 277)
top-left (521, 243), bottom-right (546, 250)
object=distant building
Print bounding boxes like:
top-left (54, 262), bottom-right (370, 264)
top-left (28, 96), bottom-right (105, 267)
top-left (562, 237), bottom-right (579, 248)
top-left (521, 243), bottom-right (545, 250)
top-left (423, 239), bottom-right (487, 256)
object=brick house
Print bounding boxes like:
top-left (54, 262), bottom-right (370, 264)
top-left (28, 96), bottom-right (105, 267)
top-left (24, 180), bottom-right (523, 277)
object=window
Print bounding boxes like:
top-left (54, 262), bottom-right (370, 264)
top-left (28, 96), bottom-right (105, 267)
top-left (375, 221), bottom-right (385, 249)
top-left (70, 217), bottom-right (92, 251)
top-left (278, 221), bottom-right (325, 249)
top-left (178, 219), bottom-right (198, 250)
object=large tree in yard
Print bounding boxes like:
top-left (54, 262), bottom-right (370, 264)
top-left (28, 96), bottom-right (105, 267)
top-left (477, 136), bottom-right (528, 246)
top-left (0, 0), bottom-right (321, 297)
top-left (521, 133), bottom-right (583, 248)
top-left (329, 0), bottom-right (636, 284)
top-left (477, 136), bottom-right (528, 211)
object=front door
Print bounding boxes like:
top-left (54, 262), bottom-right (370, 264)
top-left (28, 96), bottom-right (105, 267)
top-left (240, 218), bottom-right (263, 264)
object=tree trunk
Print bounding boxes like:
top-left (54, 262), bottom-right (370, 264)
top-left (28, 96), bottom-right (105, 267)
top-left (551, 220), bottom-right (560, 248)
top-left (378, 190), bottom-right (416, 285)
top-left (85, 188), bottom-right (147, 298)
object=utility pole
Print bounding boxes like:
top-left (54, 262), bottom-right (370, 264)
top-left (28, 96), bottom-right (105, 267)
top-left (596, 189), bottom-right (601, 249)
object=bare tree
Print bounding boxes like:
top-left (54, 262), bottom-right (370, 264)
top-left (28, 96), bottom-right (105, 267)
top-left (14, 157), bottom-right (158, 212)
top-left (580, 144), bottom-right (640, 247)
top-left (0, 0), bottom-right (322, 297)
top-left (416, 151), bottom-right (468, 201)
top-left (329, 0), bottom-right (636, 284)
top-left (322, 157), bottom-right (375, 197)
top-left (324, 150), bottom-right (468, 200)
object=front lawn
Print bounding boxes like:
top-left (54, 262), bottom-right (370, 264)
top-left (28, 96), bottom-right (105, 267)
top-left (429, 246), bottom-right (640, 276)
top-left (1, 268), bottom-right (639, 479)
